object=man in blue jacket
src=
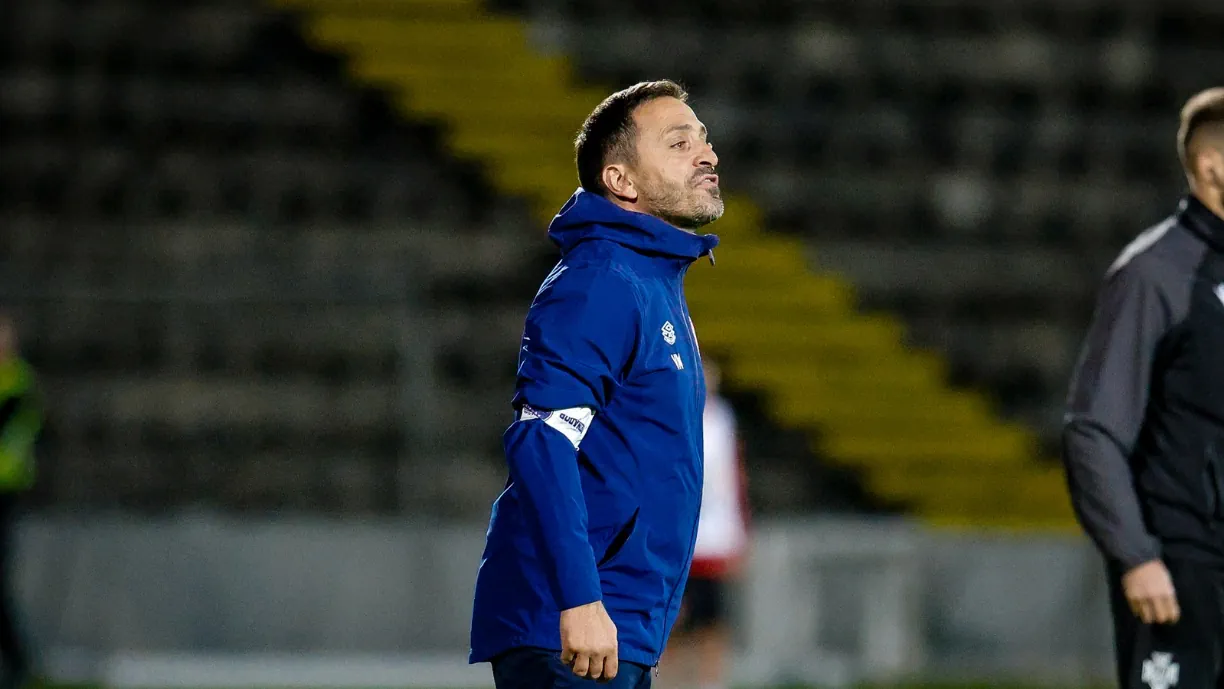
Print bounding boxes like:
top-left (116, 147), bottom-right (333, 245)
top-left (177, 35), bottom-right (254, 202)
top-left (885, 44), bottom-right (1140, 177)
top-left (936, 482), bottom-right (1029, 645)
top-left (470, 80), bottom-right (723, 688)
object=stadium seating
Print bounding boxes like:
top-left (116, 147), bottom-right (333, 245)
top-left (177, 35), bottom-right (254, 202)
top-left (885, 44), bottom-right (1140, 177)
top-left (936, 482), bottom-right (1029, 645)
top-left (0, 0), bottom-right (549, 513)
top-left (270, 0), bottom-right (1090, 527)
top-left (507, 0), bottom-right (1224, 524)
top-left (500, 0), bottom-right (1224, 442)
top-left (9, 0), bottom-right (1221, 526)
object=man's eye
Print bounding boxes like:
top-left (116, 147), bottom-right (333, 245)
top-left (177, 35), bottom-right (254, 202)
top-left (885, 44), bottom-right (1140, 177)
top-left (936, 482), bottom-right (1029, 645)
top-left (671, 141), bottom-right (687, 149)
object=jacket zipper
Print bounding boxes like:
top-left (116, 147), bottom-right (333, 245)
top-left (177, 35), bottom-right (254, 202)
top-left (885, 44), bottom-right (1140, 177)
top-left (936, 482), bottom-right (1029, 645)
top-left (652, 255), bottom-right (713, 669)
top-left (655, 275), bottom-right (705, 661)
top-left (1208, 444), bottom-right (1224, 523)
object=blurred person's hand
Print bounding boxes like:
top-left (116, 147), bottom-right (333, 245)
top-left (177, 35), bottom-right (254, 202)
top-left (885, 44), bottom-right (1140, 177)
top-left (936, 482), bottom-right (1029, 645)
top-left (560, 600), bottom-right (619, 681)
top-left (1124, 560), bottom-right (1180, 625)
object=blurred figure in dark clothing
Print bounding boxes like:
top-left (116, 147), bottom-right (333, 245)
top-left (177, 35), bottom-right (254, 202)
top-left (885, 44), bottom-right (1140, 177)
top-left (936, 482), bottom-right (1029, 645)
top-left (0, 315), bottom-right (41, 689)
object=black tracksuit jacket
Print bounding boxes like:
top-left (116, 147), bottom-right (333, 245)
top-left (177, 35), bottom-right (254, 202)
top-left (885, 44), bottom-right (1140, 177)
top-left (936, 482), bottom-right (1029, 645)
top-left (1064, 195), bottom-right (1224, 569)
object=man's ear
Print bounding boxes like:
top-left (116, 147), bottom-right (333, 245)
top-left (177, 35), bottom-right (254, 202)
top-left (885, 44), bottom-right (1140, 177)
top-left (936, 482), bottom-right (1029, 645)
top-left (1209, 149), bottom-right (1224, 189)
top-left (602, 164), bottom-right (638, 203)
top-left (1189, 149), bottom-right (1212, 188)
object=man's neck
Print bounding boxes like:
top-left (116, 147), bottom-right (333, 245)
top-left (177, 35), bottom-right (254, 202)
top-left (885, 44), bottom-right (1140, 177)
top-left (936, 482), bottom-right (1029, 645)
top-left (605, 196), bottom-right (696, 234)
top-left (605, 194), bottom-right (644, 217)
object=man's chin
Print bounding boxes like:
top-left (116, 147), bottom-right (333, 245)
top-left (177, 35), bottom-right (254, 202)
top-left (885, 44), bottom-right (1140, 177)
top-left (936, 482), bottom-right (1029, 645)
top-left (648, 194), bottom-right (725, 230)
top-left (684, 204), bottom-right (725, 229)
top-left (701, 197), bottom-right (726, 222)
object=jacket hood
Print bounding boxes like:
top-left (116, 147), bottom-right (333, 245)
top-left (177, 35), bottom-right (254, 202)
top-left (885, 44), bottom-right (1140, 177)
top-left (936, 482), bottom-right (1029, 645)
top-left (547, 188), bottom-right (719, 264)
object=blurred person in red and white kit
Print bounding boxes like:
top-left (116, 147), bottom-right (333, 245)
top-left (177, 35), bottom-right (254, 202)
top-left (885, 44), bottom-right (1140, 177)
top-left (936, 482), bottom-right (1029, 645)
top-left (662, 356), bottom-right (749, 689)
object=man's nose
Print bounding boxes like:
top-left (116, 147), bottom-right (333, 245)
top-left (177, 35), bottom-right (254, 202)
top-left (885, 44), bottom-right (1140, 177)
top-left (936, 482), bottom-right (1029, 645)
top-left (697, 143), bottom-right (718, 169)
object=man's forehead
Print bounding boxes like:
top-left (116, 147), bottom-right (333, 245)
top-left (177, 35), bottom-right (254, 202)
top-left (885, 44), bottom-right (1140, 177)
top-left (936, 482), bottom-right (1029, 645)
top-left (634, 97), bottom-right (705, 134)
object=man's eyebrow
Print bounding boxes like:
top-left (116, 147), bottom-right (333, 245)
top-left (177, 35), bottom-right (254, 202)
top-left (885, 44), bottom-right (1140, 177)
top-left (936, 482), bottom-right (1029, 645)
top-left (661, 123), bottom-right (708, 138)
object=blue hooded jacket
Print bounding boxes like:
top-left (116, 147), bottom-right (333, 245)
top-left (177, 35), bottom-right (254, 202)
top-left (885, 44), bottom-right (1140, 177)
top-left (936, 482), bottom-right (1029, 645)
top-left (470, 189), bottom-right (719, 668)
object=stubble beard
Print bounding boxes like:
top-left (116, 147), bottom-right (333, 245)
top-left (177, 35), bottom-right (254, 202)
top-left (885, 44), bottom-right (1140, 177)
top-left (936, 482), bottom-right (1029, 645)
top-left (640, 177), bottom-right (725, 231)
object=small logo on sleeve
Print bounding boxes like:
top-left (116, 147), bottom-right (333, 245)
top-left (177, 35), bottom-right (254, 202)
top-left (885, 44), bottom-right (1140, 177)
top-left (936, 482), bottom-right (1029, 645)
top-left (661, 321), bottom-right (677, 345)
top-left (671, 353), bottom-right (685, 370)
top-left (520, 406), bottom-right (594, 449)
top-left (519, 405), bottom-right (552, 422)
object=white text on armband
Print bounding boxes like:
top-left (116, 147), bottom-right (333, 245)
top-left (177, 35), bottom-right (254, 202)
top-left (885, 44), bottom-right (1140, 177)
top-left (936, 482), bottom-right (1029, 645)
top-left (519, 405), bottom-right (595, 449)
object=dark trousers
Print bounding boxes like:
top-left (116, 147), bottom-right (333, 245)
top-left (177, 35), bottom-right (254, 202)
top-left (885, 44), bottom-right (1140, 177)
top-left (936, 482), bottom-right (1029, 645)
top-left (1110, 557), bottom-right (1224, 689)
top-left (491, 648), bottom-right (652, 689)
top-left (0, 495), bottom-right (29, 686)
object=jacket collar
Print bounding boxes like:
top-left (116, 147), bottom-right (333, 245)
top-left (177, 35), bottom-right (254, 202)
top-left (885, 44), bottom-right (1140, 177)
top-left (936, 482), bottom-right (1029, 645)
top-left (547, 189), bottom-right (719, 272)
top-left (1179, 194), bottom-right (1224, 254)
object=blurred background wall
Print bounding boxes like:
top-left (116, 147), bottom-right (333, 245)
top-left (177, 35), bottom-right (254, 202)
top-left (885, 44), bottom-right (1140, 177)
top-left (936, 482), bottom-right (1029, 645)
top-left (2, 0), bottom-right (1223, 686)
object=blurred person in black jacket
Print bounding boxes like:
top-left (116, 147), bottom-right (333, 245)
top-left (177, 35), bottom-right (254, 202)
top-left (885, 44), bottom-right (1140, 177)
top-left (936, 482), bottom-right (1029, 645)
top-left (1063, 88), bottom-right (1224, 689)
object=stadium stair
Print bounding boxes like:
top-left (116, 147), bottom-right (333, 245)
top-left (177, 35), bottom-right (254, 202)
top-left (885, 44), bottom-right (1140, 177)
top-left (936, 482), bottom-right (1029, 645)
top-left (268, 0), bottom-right (1075, 530)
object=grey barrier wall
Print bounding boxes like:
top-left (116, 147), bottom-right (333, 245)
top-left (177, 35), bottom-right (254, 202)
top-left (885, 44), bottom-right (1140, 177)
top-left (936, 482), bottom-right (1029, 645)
top-left (21, 513), bottom-right (480, 653)
top-left (16, 513), bottom-right (1115, 687)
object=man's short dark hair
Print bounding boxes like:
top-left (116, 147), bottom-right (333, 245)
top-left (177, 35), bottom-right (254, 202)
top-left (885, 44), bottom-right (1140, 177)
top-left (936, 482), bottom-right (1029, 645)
top-left (575, 80), bottom-right (689, 196)
top-left (1178, 88), bottom-right (1224, 170)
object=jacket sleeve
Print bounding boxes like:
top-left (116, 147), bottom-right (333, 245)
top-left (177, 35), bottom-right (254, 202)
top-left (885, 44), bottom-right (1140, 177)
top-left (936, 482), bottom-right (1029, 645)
top-left (503, 267), bottom-right (639, 611)
top-left (1062, 262), bottom-right (1169, 569)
